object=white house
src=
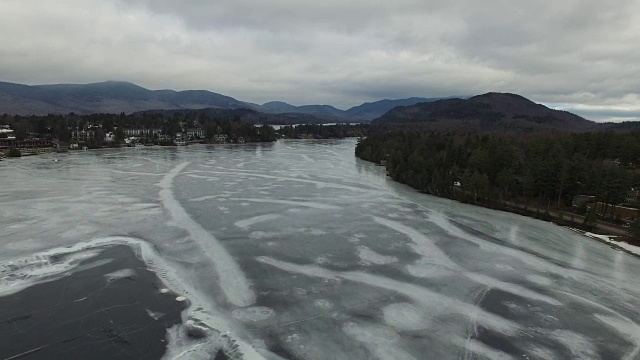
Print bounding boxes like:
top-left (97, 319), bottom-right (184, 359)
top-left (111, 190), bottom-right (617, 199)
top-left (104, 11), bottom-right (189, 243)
top-left (72, 129), bottom-right (95, 142)
top-left (0, 126), bottom-right (15, 140)
top-left (123, 128), bottom-right (161, 137)
top-left (187, 128), bottom-right (205, 139)
top-left (213, 134), bottom-right (228, 143)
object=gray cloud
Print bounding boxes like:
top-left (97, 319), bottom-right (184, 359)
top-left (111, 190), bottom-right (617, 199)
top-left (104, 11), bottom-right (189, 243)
top-left (1, 0), bottom-right (639, 121)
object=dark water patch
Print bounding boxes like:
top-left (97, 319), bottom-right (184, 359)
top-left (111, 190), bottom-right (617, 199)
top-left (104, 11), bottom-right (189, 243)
top-left (474, 326), bottom-right (524, 357)
top-left (346, 308), bottom-right (380, 323)
top-left (4, 314), bottom-right (32, 324)
top-left (448, 219), bottom-right (507, 245)
top-left (253, 287), bottom-right (307, 311)
top-left (475, 324), bottom-right (604, 359)
top-left (214, 349), bottom-right (230, 360)
top-left (0, 245), bottom-right (186, 360)
top-left (261, 333), bottom-right (305, 360)
top-left (268, 343), bottom-right (304, 360)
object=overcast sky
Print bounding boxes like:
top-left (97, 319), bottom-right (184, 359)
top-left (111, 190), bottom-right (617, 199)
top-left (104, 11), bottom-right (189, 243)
top-left (1, 0), bottom-right (639, 121)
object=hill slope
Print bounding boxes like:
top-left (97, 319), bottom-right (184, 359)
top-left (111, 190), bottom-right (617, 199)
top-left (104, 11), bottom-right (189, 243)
top-left (372, 93), bottom-right (598, 132)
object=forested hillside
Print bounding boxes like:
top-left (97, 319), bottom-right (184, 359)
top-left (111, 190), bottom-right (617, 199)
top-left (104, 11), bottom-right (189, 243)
top-left (370, 93), bottom-right (640, 133)
top-left (356, 130), bottom-right (640, 239)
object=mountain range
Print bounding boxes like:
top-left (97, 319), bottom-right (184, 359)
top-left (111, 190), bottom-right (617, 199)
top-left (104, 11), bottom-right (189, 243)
top-left (3, 80), bottom-right (637, 132)
top-left (0, 80), bottom-right (442, 121)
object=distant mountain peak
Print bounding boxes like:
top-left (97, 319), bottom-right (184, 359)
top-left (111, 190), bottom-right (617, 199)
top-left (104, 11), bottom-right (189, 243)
top-left (92, 81), bottom-right (148, 89)
top-left (262, 101), bottom-right (290, 106)
top-left (471, 92), bottom-right (536, 103)
top-left (92, 80), bottom-right (135, 85)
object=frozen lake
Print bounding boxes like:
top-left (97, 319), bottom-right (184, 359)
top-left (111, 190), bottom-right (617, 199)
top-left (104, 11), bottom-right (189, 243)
top-left (1, 139), bottom-right (639, 359)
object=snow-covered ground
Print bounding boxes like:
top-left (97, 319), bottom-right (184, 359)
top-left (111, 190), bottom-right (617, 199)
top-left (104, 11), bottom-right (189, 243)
top-left (1, 140), bottom-right (639, 360)
top-left (583, 232), bottom-right (640, 257)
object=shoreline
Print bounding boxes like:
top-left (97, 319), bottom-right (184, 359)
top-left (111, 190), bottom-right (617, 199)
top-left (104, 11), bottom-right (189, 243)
top-left (566, 228), bottom-right (640, 259)
top-left (0, 136), bottom-right (363, 161)
top-left (0, 140), bottom-right (279, 160)
top-left (358, 157), bottom-right (640, 259)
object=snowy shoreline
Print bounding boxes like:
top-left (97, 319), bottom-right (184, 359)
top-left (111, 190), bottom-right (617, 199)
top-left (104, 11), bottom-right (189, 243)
top-left (567, 228), bottom-right (640, 258)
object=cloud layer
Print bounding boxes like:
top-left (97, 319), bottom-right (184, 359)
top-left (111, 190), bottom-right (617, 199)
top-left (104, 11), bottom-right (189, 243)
top-left (1, 0), bottom-right (639, 120)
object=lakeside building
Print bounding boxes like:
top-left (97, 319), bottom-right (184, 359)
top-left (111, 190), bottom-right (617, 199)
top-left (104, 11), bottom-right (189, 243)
top-left (1, 138), bottom-right (55, 156)
top-left (0, 125), bottom-right (15, 140)
top-left (213, 134), bottom-right (228, 143)
top-left (56, 141), bottom-right (69, 153)
top-left (572, 195), bottom-right (596, 208)
top-left (626, 190), bottom-right (640, 206)
top-left (174, 133), bottom-right (186, 146)
top-left (0, 138), bottom-right (53, 150)
top-left (123, 128), bottom-right (162, 137)
top-left (71, 129), bottom-right (95, 143)
top-left (593, 202), bottom-right (639, 221)
top-left (104, 132), bottom-right (115, 143)
top-left (186, 128), bottom-right (205, 139)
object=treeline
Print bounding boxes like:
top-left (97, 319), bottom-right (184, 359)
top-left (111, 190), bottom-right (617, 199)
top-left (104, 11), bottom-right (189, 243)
top-left (1, 113), bottom-right (73, 141)
top-left (202, 122), bottom-right (277, 143)
top-left (277, 124), bottom-right (369, 139)
top-left (356, 131), bottom-right (640, 212)
top-left (0, 112), bottom-right (278, 143)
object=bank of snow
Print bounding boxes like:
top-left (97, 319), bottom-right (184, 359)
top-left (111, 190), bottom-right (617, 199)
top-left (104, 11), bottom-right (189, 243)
top-left (568, 228), bottom-right (640, 258)
top-left (585, 232), bottom-right (640, 257)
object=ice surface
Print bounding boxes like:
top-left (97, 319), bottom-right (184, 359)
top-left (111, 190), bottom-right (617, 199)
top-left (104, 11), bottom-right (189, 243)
top-left (147, 309), bottom-right (166, 320)
top-left (104, 268), bottom-right (137, 282)
top-left (1, 140), bottom-right (639, 359)
top-left (373, 216), bottom-right (460, 272)
top-left (232, 307), bottom-right (276, 322)
top-left (550, 330), bottom-right (600, 359)
top-left (257, 256), bottom-right (522, 335)
top-left (235, 214), bottom-right (282, 229)
top-left (460, 338), bottom-right (515, 360)
top-left (463, 272), bottom-right (561, 305)
top-left (594, 314), bottom-right (640, 360)
top-left (159, 162), bottom-right (255, 307)
top-left (232, 197), bottom-right (341, 210)
top-left (0, 249), bottom-right (104, 296)
top-left (612, 241), bottom-right (640, 256)
top-left (382, 303), bottom-right (426, 331)
top-left (342, 322), bottom-right (417, 360)
top-left (585, 232), bottom-right (640, 256)
top-left (356, 246), bottom-right (398, 265)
